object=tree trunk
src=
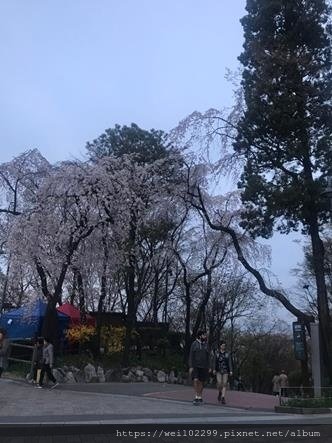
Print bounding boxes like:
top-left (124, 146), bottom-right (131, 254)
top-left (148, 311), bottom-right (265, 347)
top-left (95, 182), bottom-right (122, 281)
top-left (95, 277), bottom-right (107, 357)
top-left (41, 297), bottom-right (59, 349)
top-left (122, 262), bottom-right (136, 367)
top-left (192, 272), bottom-right (212, 340)
top-left (309, 219), bottom-right (332, 382)
top-left (152, 269), bottom-right (159, 324)
top-left (0, 258), bottom-right (11, 312)
top-left (76, 269), bottom-right (86, 323)
top-left (183, 283), bottom-right (191, 365)
top-left (70, 270), bottom-right (77, 305)
top-left (122, 215), bottom-right (137, 367)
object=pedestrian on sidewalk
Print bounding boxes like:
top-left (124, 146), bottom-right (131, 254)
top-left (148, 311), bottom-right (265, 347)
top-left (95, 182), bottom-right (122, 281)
top-left (36, 338), bottom-right (59, 389)
top-left (31, 337), bottom-right (44, 385)
top-left (272, 372), bottom-right (280, 396)
top-left (188, 330), bottom-right (212, 405)
top-left (0, 329), bottom-right (10, 378)
top-left (213, 341), bottom-right (232, 404)
top-left (279, 369), bottom-right (288, 397)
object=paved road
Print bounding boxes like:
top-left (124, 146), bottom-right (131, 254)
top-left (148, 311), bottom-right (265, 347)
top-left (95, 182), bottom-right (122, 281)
top-left (1, 378), bottom-right (332, 424)
top-left (0, 378), bottom-right (331, 442)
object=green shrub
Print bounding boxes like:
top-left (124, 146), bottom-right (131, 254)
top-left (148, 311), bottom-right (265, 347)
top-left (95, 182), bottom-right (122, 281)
top-left (285, 396), bottom-right (332, 408)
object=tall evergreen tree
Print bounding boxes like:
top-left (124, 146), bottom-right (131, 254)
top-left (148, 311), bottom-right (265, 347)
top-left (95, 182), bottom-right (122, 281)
top-left (235, 0), bottom-right (332, 379)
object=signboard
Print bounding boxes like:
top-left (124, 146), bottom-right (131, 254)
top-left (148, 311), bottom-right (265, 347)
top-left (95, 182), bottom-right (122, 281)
top-left (292, 322), bottom-right (307, 361)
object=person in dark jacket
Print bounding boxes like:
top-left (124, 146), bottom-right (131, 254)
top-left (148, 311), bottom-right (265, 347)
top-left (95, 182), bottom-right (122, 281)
top-left (0, 329), bottom-right (10, 378)
top-left (31, 337), bottom-right (44, 385)
top-left (213, 341), bottom-right (232, 404)
top-left (188, 330), bottom-right (212, 405)
top-left (36, 338), bottom-right (58, 389)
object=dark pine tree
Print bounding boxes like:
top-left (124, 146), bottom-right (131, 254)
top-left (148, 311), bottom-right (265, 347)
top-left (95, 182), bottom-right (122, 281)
top-left (235, 0), bottom-right (332, 381)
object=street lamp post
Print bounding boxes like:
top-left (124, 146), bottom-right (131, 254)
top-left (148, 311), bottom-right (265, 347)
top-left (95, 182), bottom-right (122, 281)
top-left (313, 175), bottom-right (332, 393)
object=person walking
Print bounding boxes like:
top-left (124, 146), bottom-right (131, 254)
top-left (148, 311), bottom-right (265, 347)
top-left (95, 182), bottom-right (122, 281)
top-left (279, 370), bottom-right (288, 397)
top-left (213, 341), bottom-right (232, 404)
top-left (31, 337), bottom-right (44, 385)
top-left (188, 330), bottom-right (211, 405)
top-left (272, 372), bottom-right (280, 396)
top-left (0, 329), bottom-right (10, 378)
top-left (36, 338), bottom-right (58, 389)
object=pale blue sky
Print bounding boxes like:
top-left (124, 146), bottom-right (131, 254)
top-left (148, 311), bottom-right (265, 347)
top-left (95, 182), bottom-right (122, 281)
top-left (1, 0), bottom-right (244, 162)
top-left (0, 0), bottom-right (304, 308)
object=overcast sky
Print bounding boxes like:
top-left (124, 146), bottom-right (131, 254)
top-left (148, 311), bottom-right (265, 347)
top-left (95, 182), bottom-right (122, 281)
top-left (0, 0), bottom-right (305, 315)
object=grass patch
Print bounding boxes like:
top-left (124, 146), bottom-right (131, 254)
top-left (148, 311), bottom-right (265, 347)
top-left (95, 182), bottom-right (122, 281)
top-left (284, 397), bottom-right (332, 408)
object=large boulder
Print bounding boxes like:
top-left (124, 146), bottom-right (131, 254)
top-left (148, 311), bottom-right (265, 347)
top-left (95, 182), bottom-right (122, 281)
top-left (69, 366), bottom-right (80, 375)
top-left (121, 374), bottom-right (131, 383)
top-left (64, 371), bottom-right (77, 383)
top-left (97, 366), bottom-right (105, 383)
top-left (74, 370), bottom-right (85, 383)
top-left (84, 363), bottom-right (98, 383)
top-left (136, 369), bottom-right (144, 378)
top-left (168, 370), bottom-right (177, 384)
top-left (53, 368), bottom-right (66, 383)
top-left (128, 371), bottom-right (136, 382)
top-left (142, 367), bottom-right (153, 379)
top-left (105, 368), bottom-right (122, 382)
top-left (157, 370), bottom-right (166, 383)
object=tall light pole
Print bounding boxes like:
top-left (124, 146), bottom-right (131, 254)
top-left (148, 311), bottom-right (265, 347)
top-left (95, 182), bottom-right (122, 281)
top-left (313, 175), bottom-right (332, 392)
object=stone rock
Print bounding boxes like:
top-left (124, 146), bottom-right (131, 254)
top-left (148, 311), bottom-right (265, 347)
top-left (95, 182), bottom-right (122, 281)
top-left (97, 366), bottom-right (105, 383)
top-left (142, 375), bottom-right (149, 383)
top-left (52, 369), bottom-right (65, 383)
top-left (151, 373), bottom-right (158, 382)
top-left (121, 374), bottom-right (131, 383)
top-left (128, 371), bottom-right (136, 382)
top-left (142, 367), bottom-right (153, 378)
top-left (105, 368), bottom-right (122, 382)
top-left (25, 372), bottom-right (33, 383)
top-left (64, 371), bottom-right (77, 383)
top-left (136, 369), bottom-right (144, 377)
top-left (75, 370), bottom-right (85, 383)
top-left (157, 370), bottom-right (166, 383)
top-left (168, 370), bottom-right (177, 384)
top-left (84, 363), bottom-right (97, 383)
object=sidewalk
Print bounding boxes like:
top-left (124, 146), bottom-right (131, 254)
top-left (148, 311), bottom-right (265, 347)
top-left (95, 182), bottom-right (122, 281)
top-left (0, 378), bottom-right (331, 425)
top-left (0, 378), bottom-right (263, 422)
top-left (144, 386), bottom-right (280, 411)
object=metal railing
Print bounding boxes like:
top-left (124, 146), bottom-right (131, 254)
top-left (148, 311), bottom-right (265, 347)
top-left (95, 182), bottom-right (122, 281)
top-left (8, 342), bottom-right (34, 365)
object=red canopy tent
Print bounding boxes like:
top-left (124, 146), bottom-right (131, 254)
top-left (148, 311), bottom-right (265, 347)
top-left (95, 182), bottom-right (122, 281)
top-left (57, 303), bottom-right (95, 327)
